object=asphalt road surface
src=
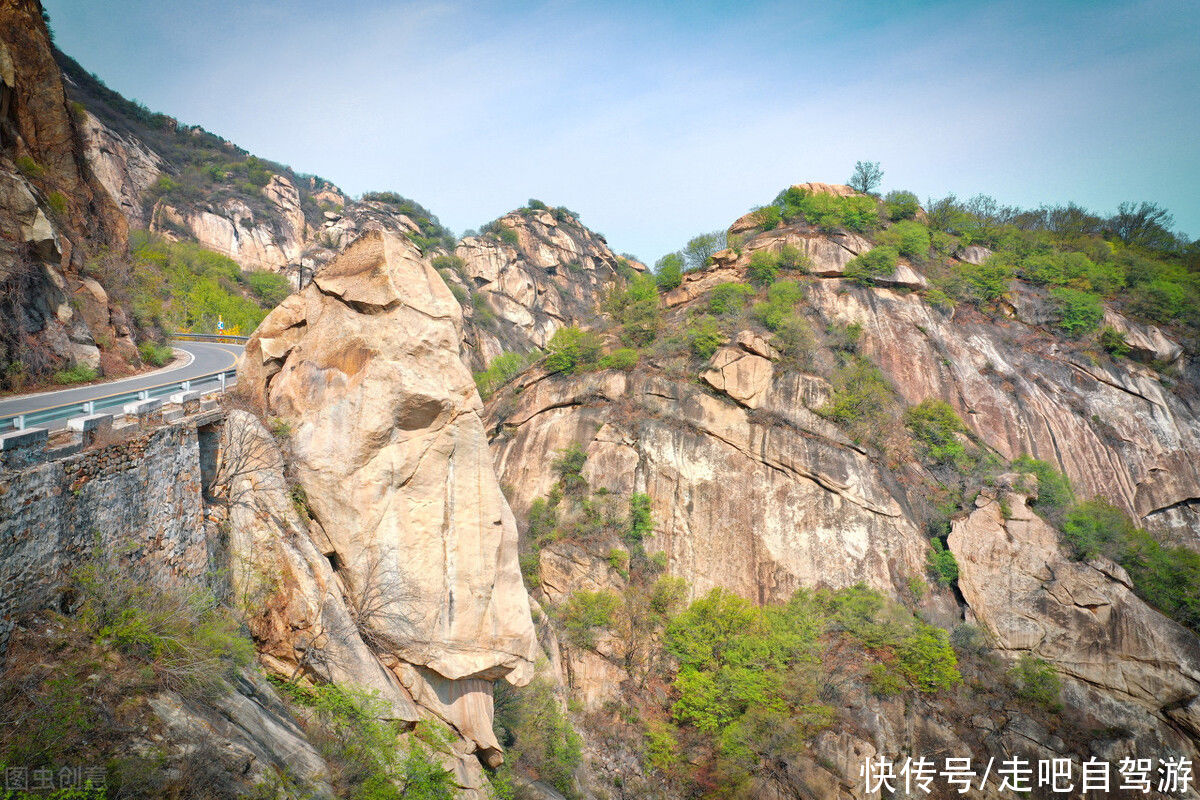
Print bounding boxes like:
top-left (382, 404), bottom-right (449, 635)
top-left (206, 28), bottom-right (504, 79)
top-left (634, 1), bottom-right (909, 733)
top-left (0, 340), bottom-right (243, 421)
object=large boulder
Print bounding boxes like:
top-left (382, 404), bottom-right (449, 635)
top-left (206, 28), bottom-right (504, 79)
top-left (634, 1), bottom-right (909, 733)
top-left (238, 228), bottom-right (539, 713)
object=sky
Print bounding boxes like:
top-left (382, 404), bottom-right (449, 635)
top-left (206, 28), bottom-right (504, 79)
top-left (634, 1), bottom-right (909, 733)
top-left (42, 0), bottom-right (1200, 263)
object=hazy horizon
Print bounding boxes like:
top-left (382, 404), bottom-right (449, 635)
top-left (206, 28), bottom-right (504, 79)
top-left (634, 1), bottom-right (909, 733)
top-left (43, 0), bottom-right (1200, 262)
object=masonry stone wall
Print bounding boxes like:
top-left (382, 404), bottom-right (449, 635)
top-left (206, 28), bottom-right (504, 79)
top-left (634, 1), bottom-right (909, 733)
top-left (0, 413), bottom-right (222, 655)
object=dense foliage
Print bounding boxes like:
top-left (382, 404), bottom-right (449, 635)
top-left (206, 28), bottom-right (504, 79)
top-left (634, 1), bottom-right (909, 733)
top-left (87, 232), bottom-right (283, 335)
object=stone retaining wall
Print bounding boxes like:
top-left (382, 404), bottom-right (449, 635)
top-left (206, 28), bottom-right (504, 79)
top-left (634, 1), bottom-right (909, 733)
top-left (0, 411), bottom-right (224, 656)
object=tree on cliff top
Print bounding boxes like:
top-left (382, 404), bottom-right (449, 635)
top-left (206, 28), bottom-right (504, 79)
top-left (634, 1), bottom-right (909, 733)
top-left (849, 161), bottom-right (884, 195)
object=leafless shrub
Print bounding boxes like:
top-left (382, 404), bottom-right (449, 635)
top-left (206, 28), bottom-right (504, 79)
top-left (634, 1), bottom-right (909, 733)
top-left (342, 546), bottom-right (423, 653)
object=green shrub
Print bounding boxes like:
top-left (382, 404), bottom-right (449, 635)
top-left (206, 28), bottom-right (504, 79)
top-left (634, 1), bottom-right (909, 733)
top-left (1058, 498), bottom-right (1200, 632)
top-left (1122, 529), bottom-right (1200, 633)
top-left (897, 624), bottom-right (961, 692)
top-left (643, 720), bottom-right (681, 772)
top-left (246, 270), bottom-right (291, 306)
top-left (553, 443), bottom-right (589, 496)
top-left (53, 363), bottom-right (98, 384)
top-left (493, 678), bottom-right (582, 798)
top-left (473, 351), bottom-right (529, 398)
top-left (597, 347), bottom-right (640, 371)
top-left (1009, 654), bottom-right (1062, 712)
top-left (1098, 326), bottom-right (1131, 358)
top-left (73, 548), bottom-right (253, 698)
top-left (952, 254), bottom-right (1013, 307)
top-left (627, 492), bottom-right (654, 548)
top-left (604, 273), bottom-right (662, 346)
top-left (926, 538), bottom-right (959, 586)
top-left (825, 321), bottom-right (862, 353)
top-left (750, 205), bottom-right (783, 232)
top-left (773, 312), bottom-right (816, 368)
top-left (708, 282), bottom-right (755, 315)
top-left (137, 340), bottom-right (174, 367)
top-left (1129, 279), bottom-right (1187, 324)
top-left (431, 253), bottom-right (466, 275)
top-left (544, 326), bottom-right (603, 374)
top-left (773, 187), bottom-right (880, 233)
top-left (1050, 287), bottom-right (1103, 336)
top-left (777, 244), bottom-right (809, 272)
top-left (820, 356), bottom-right (893, 435)
top-left (1062, 498), bottom-right (1136, 560)
top-left (878, 221), bottom-right (931, 260)
top-left (562, 590), bottom-right (622, 648)
top-left (751, 279), bottom-right (805, 331)
top-left (746, 250), bottom-right (780, 287)
top-left (1010, 456), bottom-right (1073, 522)
top-left (884, 190), bottom-right (920, 220)
top-left (47, 190), bottom-right (69, 216)
top-left (655, 252), bottom-right (684, 290)
top-left (844, 246), bottom-right (898, 286)
top-left (924, 287), bottom-right (956, 312)
top-left (686, 314), bottom-right (725, 358)
top-left (1018, 251), bottom-right (1123, 296)
top-left (15, 155), bottom-right (45, 179)
top-left (905, 399), bottom-right (970, 468)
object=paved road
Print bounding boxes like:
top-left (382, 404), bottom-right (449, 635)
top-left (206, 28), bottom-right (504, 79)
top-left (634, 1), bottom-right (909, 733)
top-left (0, 340), bottom-right (243, 420)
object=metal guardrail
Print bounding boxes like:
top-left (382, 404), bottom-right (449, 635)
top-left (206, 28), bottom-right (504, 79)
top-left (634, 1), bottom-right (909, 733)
top-left (0, 336), bottom-right (244, 433)
top-left (172, 333), bottom-right (250, 344)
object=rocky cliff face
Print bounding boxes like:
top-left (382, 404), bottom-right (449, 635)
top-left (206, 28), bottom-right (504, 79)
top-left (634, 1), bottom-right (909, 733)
top-left (951, 479), bottom-right (1200, 760)
top-left (0, 0), bottom-right (138, 380)
top-left (235, 229), bottom-right (539, 793)
top-left (448, 208), bottom-right (645, 369)
top-left (477, 184), bottom-right (1200, 795)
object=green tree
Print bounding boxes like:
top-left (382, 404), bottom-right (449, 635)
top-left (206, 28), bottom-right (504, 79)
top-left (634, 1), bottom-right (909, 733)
top-left (655, 252), bottom-right (684, 290)
top-left (544, 326), bottom-right (603, 374)
top-left (708, 282), bottom-right (755, 315)
top-left (884, 190), bottom-right (921, 220)
top-left (848, 160), bottom-right (884, 194)
top-left (683, 231), bottom-right (727, 272)
top-left (1050, 287), bottom-right (1103, 336)
top-left (878, 221), bottom-right (931, 260)
top-left (844, 246), bottom-right (898, 286)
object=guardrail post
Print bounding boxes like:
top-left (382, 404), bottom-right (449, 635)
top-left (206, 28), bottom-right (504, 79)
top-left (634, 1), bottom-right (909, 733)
top-left (220, 373), bottom-right (227, 393)
top-left (181, 381), bottom-right (191, 391)
top-left (138, 390), bottom-right (149, 401)
top-left (13, 415), bottom-right (24, 430)
top-left (83, 401), bottom-right (95, 415)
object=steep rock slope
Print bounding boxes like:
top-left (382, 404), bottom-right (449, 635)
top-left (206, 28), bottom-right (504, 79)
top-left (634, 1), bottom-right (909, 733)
top-left (480, 184), bottom-right (1200, 794)
top-left (0, 0), bottom-right (138, 379)
top-left (236, 229), bottom-right (539, 792)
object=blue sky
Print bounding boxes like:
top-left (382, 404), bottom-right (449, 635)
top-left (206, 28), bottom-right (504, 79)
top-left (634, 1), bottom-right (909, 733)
top-left (44, 0), bottom-right (1200, 263)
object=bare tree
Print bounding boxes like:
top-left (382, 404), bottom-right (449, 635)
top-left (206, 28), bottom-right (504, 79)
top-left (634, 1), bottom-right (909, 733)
top-left (1108, 201), bottom-right (1176, 250)
top-left (682, 230), bottom-right (727, 272)
top-left (342, 546), bottom-right (423, 653)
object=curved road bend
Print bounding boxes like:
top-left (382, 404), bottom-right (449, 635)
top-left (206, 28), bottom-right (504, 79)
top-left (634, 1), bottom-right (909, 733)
top-left (0, 341), bottom-right (244, 420)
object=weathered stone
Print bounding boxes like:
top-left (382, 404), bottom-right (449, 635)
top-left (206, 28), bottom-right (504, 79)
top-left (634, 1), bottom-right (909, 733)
top-left (950, 490), bottom-right (1200, 745)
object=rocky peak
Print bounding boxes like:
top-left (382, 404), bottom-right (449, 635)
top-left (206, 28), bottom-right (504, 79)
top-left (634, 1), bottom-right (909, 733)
top-left (447, 205), bottom-right (646, 368)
